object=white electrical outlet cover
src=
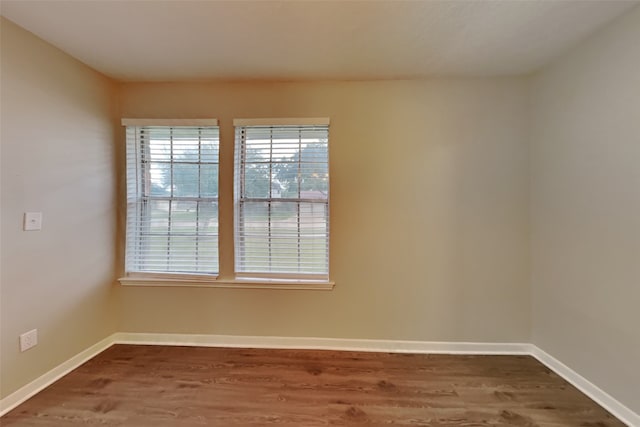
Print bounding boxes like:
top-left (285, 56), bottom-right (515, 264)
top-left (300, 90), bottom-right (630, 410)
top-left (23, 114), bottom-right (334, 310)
top-left (20, 329), bottom-right (38, 352)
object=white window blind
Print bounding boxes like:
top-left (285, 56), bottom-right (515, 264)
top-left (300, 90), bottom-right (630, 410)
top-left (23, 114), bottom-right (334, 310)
top-left (234, 120), bottom-right (330, 280)
top-left (124, 120), bottom-right (219, 277)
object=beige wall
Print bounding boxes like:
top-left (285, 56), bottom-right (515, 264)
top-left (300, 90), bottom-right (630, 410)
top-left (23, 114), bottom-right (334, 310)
top-left (118, 79), bottom-right (531, 343)
top-left (0, 18), bottom-right (118, 398)
top-left (530, 7), bottom-right (640, 414)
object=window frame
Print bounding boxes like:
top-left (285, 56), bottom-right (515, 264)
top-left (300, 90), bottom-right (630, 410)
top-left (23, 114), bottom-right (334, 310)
top-left (233, 118), bottom-right (331, 284)
top-left (119, 118), bottom-right (334, 290)
top-left (120, 119), bottom-right (220, 282)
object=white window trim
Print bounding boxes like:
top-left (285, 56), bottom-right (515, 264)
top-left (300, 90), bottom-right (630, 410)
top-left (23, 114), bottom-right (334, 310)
top-left (121, 119), bottom-right (220, 281)
top-left (118, 276), bottom-right (335, 290)
top-left (233, 117), bottom-right (329, 126)
top-left (122, 118), bottom-right (219, 127)
top-left (118, 117), bottom-right (334, 290)
top-left (233, 120), bottom-right (331, 281)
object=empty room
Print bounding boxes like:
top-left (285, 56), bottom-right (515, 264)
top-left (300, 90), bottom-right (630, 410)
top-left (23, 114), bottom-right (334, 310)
top-left (1, 0), bottom-right (638, 425)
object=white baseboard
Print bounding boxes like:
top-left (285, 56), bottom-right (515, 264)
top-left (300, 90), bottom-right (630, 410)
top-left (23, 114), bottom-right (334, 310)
top-left (530, 346), bottom-right (639, 427)
top-left (113, 332), bottom-right (531, 355)
top-left (0, 334), bottom-right (116, 417)
top-left (2, 333), bottom-right (637, 427)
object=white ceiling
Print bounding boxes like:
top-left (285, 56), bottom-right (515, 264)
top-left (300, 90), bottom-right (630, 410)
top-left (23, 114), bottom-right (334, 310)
top-left (1, 0), bottom-right (637, 82)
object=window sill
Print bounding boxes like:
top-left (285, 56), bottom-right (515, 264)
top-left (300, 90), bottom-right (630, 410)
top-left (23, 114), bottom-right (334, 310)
top-left (118, 276), bottom-right (335, 290)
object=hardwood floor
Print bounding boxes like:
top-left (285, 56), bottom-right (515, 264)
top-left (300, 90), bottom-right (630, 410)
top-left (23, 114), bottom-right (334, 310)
top-left (1, 345), bottom-right (625, 426)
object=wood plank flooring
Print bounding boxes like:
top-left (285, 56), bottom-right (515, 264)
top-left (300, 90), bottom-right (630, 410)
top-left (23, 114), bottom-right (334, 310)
top-left (1, 345), bottom-right (625, 426)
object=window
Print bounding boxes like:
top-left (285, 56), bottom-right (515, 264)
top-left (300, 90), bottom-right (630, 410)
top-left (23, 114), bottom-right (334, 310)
top-left (123, 119), bottom-right (219, 278)
top-left (120, 118), bottom-right (331, 288)
top-left (234, 118), bottom-right (330, 281)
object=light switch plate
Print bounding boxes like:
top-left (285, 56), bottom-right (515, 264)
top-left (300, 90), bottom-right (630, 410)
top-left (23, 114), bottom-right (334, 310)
top-left (24, 212), bottom-right (42, 231)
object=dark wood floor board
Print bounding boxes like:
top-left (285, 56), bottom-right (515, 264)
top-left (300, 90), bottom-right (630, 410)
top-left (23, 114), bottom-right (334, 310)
top-left (1, 344), bottom-right (625, 426)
